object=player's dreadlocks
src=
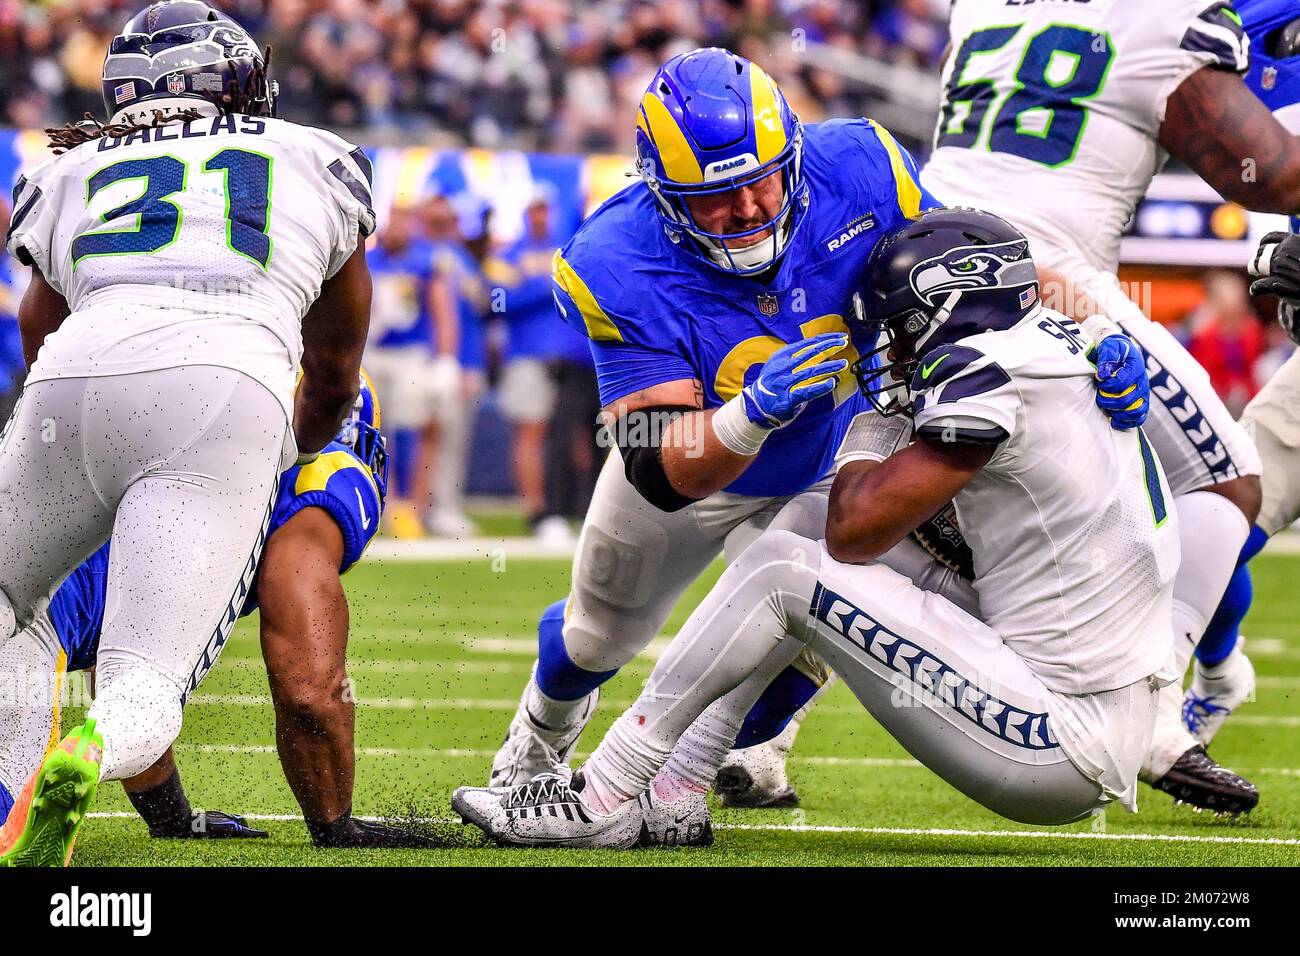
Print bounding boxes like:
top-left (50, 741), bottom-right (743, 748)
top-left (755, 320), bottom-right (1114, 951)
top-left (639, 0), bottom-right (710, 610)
top-left (45, 46), bottom-right (275, 154)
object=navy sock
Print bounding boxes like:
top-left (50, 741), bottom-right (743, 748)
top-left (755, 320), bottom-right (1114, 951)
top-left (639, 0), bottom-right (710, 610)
top-left (734, 665), bottom-right (819, 749)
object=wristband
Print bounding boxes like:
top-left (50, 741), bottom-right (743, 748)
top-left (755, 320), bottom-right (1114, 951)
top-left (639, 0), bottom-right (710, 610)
top-left (712, 393), bottom-right (771, 456)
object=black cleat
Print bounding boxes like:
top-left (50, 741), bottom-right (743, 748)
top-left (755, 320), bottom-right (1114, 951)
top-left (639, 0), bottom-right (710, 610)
top-left (714, 765), bottom-right (800, 810)
top-left (1151, 746), bottom-right (1259, 817)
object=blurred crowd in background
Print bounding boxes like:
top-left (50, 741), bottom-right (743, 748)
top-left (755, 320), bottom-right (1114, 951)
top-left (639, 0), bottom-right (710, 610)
top-left (0, 0), bottom-right (1292, 540)
top-left (0, 0), bottom-right (947, 151)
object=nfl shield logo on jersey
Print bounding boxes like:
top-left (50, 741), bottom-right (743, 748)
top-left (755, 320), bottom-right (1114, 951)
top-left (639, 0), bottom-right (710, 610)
top-left (1263, 66), bottom-right (1277, 91)
top-left (757, 293), bottom-right (779, 316)
top-left (167, 73), bottom-right (186, 95)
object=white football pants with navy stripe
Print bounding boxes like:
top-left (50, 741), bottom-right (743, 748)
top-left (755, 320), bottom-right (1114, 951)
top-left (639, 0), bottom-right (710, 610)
top-left (592, 529), bottom-right (1163, 825)
top-left (0, 366), bottom-right (286, 780)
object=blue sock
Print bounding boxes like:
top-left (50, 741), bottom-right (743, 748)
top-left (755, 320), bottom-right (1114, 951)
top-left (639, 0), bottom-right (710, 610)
top-left (0, 779), bottom-right (13, 827)
top-left (534, 598), bottom-right (618, 701)
top-left (1197, 525), bottom-right (1269, 667)
top-left (734, 665), bottom-right (819, 749)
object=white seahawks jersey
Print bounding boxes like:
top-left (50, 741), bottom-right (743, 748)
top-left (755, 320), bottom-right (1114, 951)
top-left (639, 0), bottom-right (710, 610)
top-left (911, 308), bottom-right (1179, 695)
top-left (923, 0), bottom-right (1249, 275)
top-left (5, 111), bottom-right (376, 422)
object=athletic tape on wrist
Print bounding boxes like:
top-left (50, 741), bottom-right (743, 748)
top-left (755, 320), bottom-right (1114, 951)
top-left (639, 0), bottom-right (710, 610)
top-left (712, 393), bottom-right (770, 456)
top-left (1081, 313), bottom-right (1123, 346)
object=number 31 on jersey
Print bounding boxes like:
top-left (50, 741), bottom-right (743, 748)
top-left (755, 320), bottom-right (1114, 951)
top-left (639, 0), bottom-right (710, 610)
top-left (71, 149), bottom-right (273, 270)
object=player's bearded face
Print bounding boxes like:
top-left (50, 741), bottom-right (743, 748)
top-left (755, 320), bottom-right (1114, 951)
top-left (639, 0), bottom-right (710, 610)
top-left (683, 169), bottom-right (785, 248)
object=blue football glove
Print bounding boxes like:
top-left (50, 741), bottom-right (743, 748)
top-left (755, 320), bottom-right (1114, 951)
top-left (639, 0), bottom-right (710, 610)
top-left (741, 332), bottom-right (849, 429)
top-left (1092, 333), bottom-right (1149, 430)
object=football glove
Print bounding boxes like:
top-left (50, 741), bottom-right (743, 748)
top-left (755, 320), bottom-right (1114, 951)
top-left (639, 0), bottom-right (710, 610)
top-left (1249, 231), bottom-right (1300, 346)
top-left (307, 813), bottom-right (443, 849)
top-left (147, 809), bottom-right (269, 839)
top-left (1092, 333), bottom-right (1149, 430)
top-left (741, 332), bottom-right (848, 429)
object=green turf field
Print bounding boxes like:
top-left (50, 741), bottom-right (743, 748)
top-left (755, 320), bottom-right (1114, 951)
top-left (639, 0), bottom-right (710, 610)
top-left (68, 549), bottom-right (1300, 866)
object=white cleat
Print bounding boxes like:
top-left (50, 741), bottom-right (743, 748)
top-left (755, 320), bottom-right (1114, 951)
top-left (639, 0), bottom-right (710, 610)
top-left (425, 508), bottom-right (477, 538)
top-left (1183, 638), bottom-right (1256, 748)
top-left (488, 688), bottom-right (597, 788)
top-left (715, 719), bottom-right (801, 809)
top-left (453, 768), bottom-right (643, 849)
top-left (534, 515), bottom-right (577, 548)
top-left (634, 787), bottom-right (713, 848)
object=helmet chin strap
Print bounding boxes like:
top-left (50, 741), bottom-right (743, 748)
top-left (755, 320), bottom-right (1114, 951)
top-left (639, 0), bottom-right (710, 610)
top-left (913, 290), bottom-right (963, 353)
top-left (109, 97), bottom-right (221, 127)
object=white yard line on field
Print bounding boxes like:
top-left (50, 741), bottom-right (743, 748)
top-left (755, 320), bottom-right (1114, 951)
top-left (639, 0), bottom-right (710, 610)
top-left (183, 692), bottom-right (1300, 727)
top-left (167, 743), bottom-right (1300, 781)
top-left (366, 538), bottom-right (576, 561)
top-left (81, 810), bottom-right (1300, 847)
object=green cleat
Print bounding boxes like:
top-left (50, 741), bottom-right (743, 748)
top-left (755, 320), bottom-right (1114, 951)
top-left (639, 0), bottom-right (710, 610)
top-left (0, 719), bottom-right (103, 867)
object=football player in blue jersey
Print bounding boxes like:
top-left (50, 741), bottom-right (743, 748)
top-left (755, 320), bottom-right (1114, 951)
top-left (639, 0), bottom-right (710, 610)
top-left (1191, 0), bottom-right (1300, 747)
top-left (0, 373), bottom-right (437, 852)
top-left (485, 47), bottom-right (1151, 837)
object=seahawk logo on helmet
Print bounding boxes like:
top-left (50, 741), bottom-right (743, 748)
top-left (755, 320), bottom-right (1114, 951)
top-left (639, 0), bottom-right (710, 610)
top-left (909, 241), bottom-right (1037, 304)
top-left (849, 207), bottom-right (1040, 417)
top-left (101, 0), bottom-right (277, 127)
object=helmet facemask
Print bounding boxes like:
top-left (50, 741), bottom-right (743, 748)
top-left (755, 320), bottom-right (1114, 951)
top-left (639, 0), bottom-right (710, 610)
top-left (849, 291), bottom-right (960, 418)
top-left (639, 130), bottom-right (806, 276)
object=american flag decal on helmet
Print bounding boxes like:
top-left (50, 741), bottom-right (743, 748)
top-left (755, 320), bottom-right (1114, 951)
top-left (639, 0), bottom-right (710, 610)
top-left (1020, 286), bottom-right (1037, 308)
top-left (113, 81), bottom-right (135, 103)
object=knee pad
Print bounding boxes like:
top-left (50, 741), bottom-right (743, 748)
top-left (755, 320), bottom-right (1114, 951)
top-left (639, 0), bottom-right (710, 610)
top-left (573, 513), bottom-right (666, 611)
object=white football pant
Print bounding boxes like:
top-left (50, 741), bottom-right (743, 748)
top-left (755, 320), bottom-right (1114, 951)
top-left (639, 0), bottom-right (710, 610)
top-left (0, 366), bottom-right (286, 780)
top-left (589, 530), bottom-right (1165, 824)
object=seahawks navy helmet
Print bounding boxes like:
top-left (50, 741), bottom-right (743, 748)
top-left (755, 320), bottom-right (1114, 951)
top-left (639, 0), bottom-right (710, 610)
top-left (102, 1), bottom-right (276, 126)
top-left (850, 207), bottom-right (1039, 416)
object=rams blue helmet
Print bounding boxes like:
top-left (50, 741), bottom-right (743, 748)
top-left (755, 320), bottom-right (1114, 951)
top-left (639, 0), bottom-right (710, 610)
top-left (850, 207), bottom-right (1039, 416)
top-left (635, 48), bottom-right (808, 276)
top-left (335, 369), bottom-right (388, 504)
top-left (102, 0), bottom-right (276, 126)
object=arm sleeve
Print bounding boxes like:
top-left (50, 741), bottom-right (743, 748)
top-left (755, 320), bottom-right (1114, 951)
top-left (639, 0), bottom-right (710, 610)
top-left (309, 130), bottom-right (377, 277)
top-left (912, 345), bottom-right (1018, 446)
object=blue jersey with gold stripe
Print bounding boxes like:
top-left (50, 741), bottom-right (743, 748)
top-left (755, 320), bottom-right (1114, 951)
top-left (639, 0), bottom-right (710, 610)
top-left (49, 440), bottom-right (381, 671)
top-left (552, 118), bottom-right (939, 497)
